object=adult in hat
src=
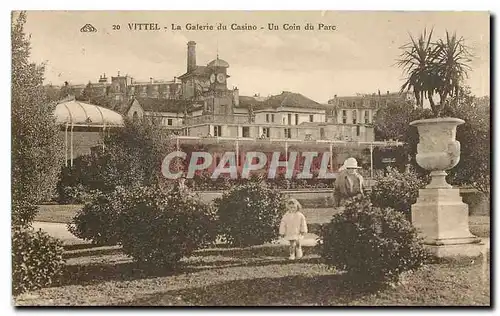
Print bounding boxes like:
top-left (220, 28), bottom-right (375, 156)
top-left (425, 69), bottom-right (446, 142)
top-left (334, 157), bottom-right (364, 207)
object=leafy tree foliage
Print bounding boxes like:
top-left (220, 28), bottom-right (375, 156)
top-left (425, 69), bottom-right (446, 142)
top-left (373, 87), bottom-right (490, 194)
top-left (12, 11), bottom-right (64, 208)
top-left (57, 118), bottom-right (175, 198)
top-left (11, 11), bottom-right (66, 296)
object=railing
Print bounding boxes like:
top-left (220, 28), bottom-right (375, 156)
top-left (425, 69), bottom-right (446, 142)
top-left (183, 114), bottom-right (250, 125)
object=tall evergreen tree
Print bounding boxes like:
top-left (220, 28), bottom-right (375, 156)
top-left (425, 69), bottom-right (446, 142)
top-left (12, 11), bottom-right (63, 211)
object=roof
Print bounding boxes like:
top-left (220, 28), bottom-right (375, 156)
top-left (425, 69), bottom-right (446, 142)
top-left (239, 92), bottom-right (329, 110)
top-left (177, 66), bottom-right (210, 79)
top-left (130, 80), bottom-right (179, 86)
top-left (130, 97), bottom-right (204, 113)
top-left (207, 58), bottom-right (229, 68)
top-left (54, 99), bottom-right (124, 126)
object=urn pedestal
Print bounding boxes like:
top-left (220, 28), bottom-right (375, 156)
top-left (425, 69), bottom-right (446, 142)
top-left (410, 118), bottom-right (485, 260)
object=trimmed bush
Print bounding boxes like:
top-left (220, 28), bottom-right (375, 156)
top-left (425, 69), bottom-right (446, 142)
top-left (68, 188), bottom-right (125, 246)
top-left (59, 184), bottom-right (101, 205)
top-left (12, 200), bottom-right (38, 228)
top-left (117, 186), bottom-right (217, 267)
top-left (321, 195), bottom-right (429, 285)
top-left (215, 182), bottom-right (287, 247)
top-left (370, 166), bottom-right (427, 219)
top-left (12, 226), bottom-right (65, 295)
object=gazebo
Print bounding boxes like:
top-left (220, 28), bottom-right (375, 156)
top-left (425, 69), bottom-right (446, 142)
top-left (54, 99), bottom-right (124, 167)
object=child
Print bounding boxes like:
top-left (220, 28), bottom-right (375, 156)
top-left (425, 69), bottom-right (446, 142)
top-left (279, 198), bottom-right (308, 260)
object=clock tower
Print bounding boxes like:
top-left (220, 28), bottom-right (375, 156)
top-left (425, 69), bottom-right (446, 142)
top-left (207, 56), bottom-right (230, 92)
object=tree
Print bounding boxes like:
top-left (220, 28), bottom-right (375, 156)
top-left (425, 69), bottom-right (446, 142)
top-left (398, 29), bottom-right (472, 116)
top-left (80, 81), bottom-right (93, 102)
top-left (12, 12), bottom-right (64, 210)
top-left (373, 85), bottom-right (490, 195)
top-left (58, 118), bottom-right (176, 196)
top-left (59, 81), bottom-right (74, 99)
top-left (374, 98), bottom-right (415, 141)
top-left (443, 89), bottom-right (490, 196)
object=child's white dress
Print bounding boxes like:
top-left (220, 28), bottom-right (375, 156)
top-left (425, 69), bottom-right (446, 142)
top-left (279, 211), bottom-right (308, 241)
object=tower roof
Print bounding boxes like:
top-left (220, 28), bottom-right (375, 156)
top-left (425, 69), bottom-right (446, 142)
top-left (207, 58), bottom-right (229, 68)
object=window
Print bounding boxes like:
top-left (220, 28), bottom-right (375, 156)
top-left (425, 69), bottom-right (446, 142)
top-left (266, 114), bottom-right (270, 123)
top-left (242, 126), bottom-right (250, 138)
top-left (284, 128), bottom-right (292, 139)
top-left (295, 114), bottom-right (299, 125)
top-left (262, 127), bottom-right (270, 138)
top-left (214, 125), bottom-right (222, 137)
top-left (309, 115), bottom-right (314, 122)
top-left (271, 114), bottom-right (275, 123)
top-left (167, 118), bottom-right (173, 126)
top-left (353, 110), bottom-right (357, 124)
top-left (364, 110), bottom-right (370, 123)
top-left (320, 128), bottom-right (325, 139)
top-left (356, 126), bottom-right (361, 137)
top-left (115, 95), bottom-right (121, 101)
top-left (342, 110), bottom-right (347, 124)
top-left (288, 114), bottom-right (292, 125)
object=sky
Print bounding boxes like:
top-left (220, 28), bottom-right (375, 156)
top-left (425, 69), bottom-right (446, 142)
top-left (21, 11), bottom-right (490, 103)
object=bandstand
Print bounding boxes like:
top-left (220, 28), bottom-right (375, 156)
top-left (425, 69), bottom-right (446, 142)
top-left (54, 99), bottom-right (124, 167)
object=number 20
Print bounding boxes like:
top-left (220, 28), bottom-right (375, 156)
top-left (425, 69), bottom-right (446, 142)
top-left (112, 25), bottom-right (120, 30)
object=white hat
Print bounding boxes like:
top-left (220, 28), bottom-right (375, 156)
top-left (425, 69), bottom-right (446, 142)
top-left (343, 157), bottom-right (362, 169)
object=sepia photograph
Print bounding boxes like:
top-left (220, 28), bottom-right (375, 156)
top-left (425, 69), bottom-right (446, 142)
top-left (10, 10), bottom-right (490, 306)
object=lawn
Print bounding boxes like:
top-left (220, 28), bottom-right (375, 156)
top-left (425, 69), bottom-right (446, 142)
top-left (35, 205), bottom-right (490, 237)
top-left (14, 245), bottom-right (490, 306)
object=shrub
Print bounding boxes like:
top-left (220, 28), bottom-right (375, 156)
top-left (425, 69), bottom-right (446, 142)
top-left (215, 182), bottom-right (286, 247)
top-left (58, 184), bottom-right (100, 205)
top-left (12, 201), bottom-right (38, 228)
top-left (12, 226), bottom-right (65, 295)
top-left (370, 166), bottom-right (427, 219)
top-left (117, 186), bottom-right (217, 267)
top-left (68, 188), bottom-right (125, 246)
top-left (320, 195), bottom-right (429, 285)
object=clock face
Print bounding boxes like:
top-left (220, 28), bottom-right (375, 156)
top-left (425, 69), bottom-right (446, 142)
top-left (210, 74), bottom-right (216, 83)
top-left (216, 73), bottom-right (226, 84)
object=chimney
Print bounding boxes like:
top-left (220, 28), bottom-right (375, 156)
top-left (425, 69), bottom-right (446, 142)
top-left (118, 70), bottom-right (120, 76)
top-left (187, 41), bottom-right (196, 72)
top-left (387, 90), bottom-right (389, 95)
top-left (334, 94), bottom-right (337, 98)
top-left (150, 77), bottom-right (153, 84)
top-left (233, 87), bottom-right (239, 106)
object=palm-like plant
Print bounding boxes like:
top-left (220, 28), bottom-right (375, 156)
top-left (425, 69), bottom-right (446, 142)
top-left (398, 29), bottom-right (472, 117)
top-left (397, 28), bottom-right (438, 109)
top-left (434, 32), bottom-right (473, 112)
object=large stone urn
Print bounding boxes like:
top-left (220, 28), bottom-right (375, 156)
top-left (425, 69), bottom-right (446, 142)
top-left (410, 118), bottom-right (483, 258)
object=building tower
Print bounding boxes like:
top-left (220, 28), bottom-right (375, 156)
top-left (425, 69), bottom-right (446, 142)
top-left (187, 41), bottom-right (197, 73)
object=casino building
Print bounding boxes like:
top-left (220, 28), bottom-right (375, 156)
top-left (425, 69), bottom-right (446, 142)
top-left (61, 41), bottom-right (407, 175)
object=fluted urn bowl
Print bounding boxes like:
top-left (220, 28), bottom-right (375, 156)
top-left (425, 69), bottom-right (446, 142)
top-left (410, 117), bottom-right (464, 188)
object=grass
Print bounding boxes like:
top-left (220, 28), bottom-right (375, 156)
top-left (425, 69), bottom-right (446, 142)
top-left (35, 205), bottom-right (83, 224)
top-left (35, 204), bottom-right (490, 238)
top-left (14, 245), bottom-right (490, 306)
